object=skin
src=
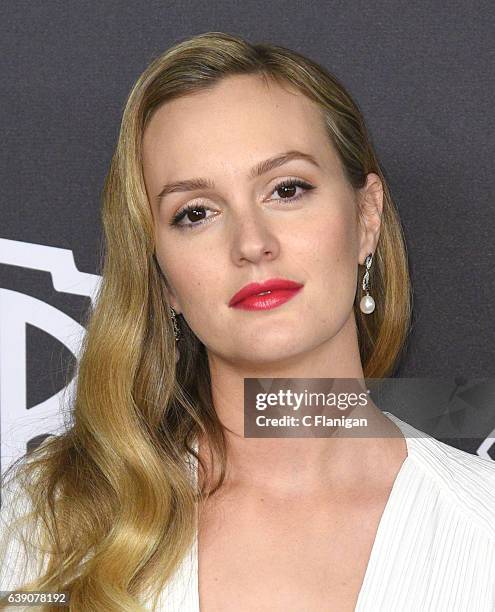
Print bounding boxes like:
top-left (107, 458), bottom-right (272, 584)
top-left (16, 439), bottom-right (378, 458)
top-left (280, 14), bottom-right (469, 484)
top-left (142, 73), bottom-right (408, 609)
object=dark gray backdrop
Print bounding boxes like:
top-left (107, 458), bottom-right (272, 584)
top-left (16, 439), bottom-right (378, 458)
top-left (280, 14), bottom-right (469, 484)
top-left (1, 1), bottom-right (494, 457)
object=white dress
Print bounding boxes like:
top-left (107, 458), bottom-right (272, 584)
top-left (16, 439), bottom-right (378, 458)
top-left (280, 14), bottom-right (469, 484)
top-left (2, 411), bottom-right (495, 611)
top-left (162, 411), bottom-right (495, 611)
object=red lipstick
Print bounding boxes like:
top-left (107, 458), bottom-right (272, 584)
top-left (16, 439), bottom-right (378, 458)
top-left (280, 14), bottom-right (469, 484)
top-left (229, 278), bottom-right (304, 311)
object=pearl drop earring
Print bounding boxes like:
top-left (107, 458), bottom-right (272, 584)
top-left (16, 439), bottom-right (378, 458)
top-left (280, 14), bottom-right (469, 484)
top-left (359, 253), bottom-right (376, 314)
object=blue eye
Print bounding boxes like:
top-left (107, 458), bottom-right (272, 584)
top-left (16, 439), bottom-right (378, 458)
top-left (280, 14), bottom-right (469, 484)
top-left (169, 178), bottom-right (315, 230)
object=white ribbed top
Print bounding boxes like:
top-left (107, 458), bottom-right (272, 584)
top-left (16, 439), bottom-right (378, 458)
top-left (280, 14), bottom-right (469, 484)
top-left (2, 412), bottom-right (495, 611)
top-left (161, 411), bottom-right (495, 611)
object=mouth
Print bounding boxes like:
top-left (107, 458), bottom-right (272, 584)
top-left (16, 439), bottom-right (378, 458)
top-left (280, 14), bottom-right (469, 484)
top-left (229, 278), bottom-right (304, 310)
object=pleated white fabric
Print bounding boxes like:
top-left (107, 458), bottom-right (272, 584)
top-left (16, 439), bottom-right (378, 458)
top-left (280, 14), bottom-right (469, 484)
top-left (352, 411), bottom-right (495, 611)
top-left (161, 411), bottom-right (495, 611)
top-left (2, 412), bottom-right (495, 611)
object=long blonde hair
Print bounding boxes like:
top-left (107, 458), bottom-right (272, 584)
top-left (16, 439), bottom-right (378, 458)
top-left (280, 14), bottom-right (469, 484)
top-left (0, 31), bottom-right (412, 610)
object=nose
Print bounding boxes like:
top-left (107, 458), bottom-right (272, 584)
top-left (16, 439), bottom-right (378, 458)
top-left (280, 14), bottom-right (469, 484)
top-left (229, 207), bottom-right (280, 265)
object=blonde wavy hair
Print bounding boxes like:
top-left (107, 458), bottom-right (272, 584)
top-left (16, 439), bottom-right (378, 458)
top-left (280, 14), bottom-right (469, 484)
top-left (0, 31), bottom-right (412, 610)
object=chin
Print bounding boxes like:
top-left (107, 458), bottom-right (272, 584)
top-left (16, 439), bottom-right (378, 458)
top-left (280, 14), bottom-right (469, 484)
top-left (234, 340), bottom-right (309, 364)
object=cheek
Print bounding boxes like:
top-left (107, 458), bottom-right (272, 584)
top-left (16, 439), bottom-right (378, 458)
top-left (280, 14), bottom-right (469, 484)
top-left (291, 209), bottom-right (359, 329)
top-left (158, 247), bottom-right (221, 315)
top-left (175, 265), bottom-right (226, 347)
top-left (290, 207), bottom-right (357, 277)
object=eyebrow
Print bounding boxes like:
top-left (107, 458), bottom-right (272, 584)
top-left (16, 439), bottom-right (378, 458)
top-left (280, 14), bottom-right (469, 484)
top-left (155, 150), bottom-right (321, 204)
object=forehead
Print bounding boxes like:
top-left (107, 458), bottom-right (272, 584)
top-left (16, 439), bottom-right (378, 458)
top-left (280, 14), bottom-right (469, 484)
top-left (142, 74), bottom-right (336, 180)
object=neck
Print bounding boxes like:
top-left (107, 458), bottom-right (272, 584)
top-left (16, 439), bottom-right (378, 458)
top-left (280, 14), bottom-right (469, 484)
top-left (198, 315), bottom-right (406, 497)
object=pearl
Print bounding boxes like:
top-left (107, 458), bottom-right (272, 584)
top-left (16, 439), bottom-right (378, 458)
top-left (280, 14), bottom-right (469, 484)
top-left (360, 294), bottom-right (375, 314)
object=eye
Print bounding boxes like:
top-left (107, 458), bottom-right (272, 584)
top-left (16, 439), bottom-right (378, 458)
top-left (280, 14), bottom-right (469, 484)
top-left (168, 178), bottom-right (315, 230)
top-left (168, 203), bottom-right (215, 229)
top-left (269, 178), bottom-right (315, 203)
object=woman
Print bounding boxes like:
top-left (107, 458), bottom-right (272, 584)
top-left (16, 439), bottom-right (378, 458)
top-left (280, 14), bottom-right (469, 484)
top-left (1, 31), bottom-right (494, 611)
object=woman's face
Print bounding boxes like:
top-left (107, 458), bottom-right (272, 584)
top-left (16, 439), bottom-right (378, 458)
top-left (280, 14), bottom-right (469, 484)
top-left (143, 74), bottom-right (382, 366)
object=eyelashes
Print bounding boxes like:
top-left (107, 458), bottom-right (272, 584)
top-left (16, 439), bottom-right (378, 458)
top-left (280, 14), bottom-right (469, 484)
top-left (168, 178), bottom-right (316, 230)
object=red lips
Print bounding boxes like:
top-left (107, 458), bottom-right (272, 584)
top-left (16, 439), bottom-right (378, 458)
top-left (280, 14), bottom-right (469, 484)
top-left (228, 278), bottom-right (304, 307)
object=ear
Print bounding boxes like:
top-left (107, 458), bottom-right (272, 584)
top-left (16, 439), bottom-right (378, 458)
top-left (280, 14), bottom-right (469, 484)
top-left (153, 253), bottom-right (182, 314)
top-left (356, 173), bottom-right (383, 264)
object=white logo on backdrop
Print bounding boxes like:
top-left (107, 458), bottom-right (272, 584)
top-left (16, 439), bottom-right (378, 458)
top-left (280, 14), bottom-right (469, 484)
top-left (478, 434), bottom-right (495, 462)
top-left (0, 238), bottom-right (100, 475)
